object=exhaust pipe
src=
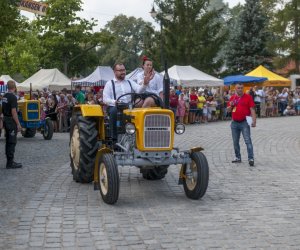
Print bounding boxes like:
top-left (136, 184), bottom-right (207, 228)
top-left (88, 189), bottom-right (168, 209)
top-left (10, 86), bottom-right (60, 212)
top-left (163, 61), bottom-right (170, 109)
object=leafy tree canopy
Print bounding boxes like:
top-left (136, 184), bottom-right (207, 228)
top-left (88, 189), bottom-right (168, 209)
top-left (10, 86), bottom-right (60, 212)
top-left (0, 0), bottom-right (21, 46)
top-left (153, 0), bottom-right (228, 74)
top-left (225, 0), bottom-right (272, 74)
top-left (35, 0), bottom-right (113, 76)
top-left (97, 15), bottom-right (155, 72)
top-left (0, 21), bottom-right (43, 79)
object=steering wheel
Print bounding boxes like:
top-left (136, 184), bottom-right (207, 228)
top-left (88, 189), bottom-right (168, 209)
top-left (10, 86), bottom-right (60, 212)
top-left (116, 92), bottom-right (164, 109)
top-left (116, 93), bottom-right (139, 110)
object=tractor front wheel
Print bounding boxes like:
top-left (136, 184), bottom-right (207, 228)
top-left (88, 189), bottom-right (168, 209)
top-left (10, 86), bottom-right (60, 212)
top-left (99, 153), bottom-right (119, 204)
top-left (183, 151), bottom-right (209, 200)
top-left (42, 118), bottom-right (53, 140)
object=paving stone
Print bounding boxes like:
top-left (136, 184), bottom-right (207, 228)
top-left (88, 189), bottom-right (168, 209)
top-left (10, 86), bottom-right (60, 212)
top-left (1, 117), bottom-right (300, 249)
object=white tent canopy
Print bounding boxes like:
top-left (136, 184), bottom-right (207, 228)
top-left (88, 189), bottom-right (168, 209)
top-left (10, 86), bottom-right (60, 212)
top-left (18, 68), bottom-right (71, 91)
top-left (0, 75), bottom-right (19, 92)
top-left (161, 65), bottom-right (223, 87)
top-left (289, 74), bottom-right (300, 90)
top-left (0, 75), bottom-right (19, 84)
top-left (126, 67), bottom-right (143, 82)
top-left (72, 66), bottom-right (114, 86)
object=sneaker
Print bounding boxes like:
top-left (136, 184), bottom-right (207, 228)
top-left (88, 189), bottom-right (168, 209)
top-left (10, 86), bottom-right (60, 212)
top-left (6, 161), bottom-right (22, 169)
top-left (232, 158), bottom-right (241, 163)
top-left (249, 159), bottom-right (254, 167)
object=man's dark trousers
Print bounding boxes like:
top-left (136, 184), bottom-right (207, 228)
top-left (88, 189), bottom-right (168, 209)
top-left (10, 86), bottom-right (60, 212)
top-left (3, 117), bottom-right (17, 165)
top-left (254, 102), bottom-right (261, 118)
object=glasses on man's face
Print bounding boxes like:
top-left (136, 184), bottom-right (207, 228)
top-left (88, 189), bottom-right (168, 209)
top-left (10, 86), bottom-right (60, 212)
top-left (115, 69), bottom-right (126, 72)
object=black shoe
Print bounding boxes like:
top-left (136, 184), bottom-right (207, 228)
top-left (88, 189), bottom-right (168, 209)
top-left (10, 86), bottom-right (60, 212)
top-left (6, 161), bottom-right (22, 169)
top-left (249, 159), bottom-right (254, 167)
top-left (232, 158), bottom-right (241, 163)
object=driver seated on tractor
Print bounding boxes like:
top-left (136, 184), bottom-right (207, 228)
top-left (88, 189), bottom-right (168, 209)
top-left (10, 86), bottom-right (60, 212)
top-left (135, 56), bottom-right (164, 108)
top-left (103, 62), bottom-right (150, 142)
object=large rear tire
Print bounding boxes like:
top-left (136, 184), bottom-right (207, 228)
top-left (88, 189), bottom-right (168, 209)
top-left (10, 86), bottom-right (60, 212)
top-left (23, 128), bottom-right (36, 138)
top-left (183, 151), bottom-right (209, 200)
top-left (70, 113), bottom-right (98, 183)
top-left (142, 166), bottom-right (168, 180)
top-left (99, 153), bottom-right (119, 204)
top-left (43, 118), bottom-right (53, 140)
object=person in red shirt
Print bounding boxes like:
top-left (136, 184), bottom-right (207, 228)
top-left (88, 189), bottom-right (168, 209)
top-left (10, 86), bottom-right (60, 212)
top-left (189, 89), bottom-right (198, 123)
top-left (227, 83), bottom-right (256, 166)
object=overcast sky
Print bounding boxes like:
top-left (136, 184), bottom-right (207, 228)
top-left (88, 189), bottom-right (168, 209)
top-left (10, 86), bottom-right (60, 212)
top-left (21, 0), bottom-right (245, 30)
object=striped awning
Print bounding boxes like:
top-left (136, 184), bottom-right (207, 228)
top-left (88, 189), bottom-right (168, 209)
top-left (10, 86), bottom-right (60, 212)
top-left (71, 66), bottom-right (114, 87)
top-left (71, 80), bottom-right (107, 87)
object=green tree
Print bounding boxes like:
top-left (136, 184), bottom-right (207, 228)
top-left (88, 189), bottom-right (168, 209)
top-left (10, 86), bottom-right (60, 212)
top-left (225, 0), bottom-right (271, 74)
top-left (35, 0), bottom-right (112, 76)
top-left (268, 0), bottom-right (300, 73)
top-left (97, 15), bottom-right (155, 72)
top-left (0, 0), bottom-right (20, 46)
top-left (153, 0), bottom-right (228, 74)
top-left (0, 23), bottom-right (43, 79)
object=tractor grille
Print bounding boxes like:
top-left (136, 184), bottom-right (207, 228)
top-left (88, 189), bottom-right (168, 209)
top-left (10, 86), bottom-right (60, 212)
top-left (144, 114), bottom-right (171, 148)
top-left (27, 103), bottom-right (39, 120)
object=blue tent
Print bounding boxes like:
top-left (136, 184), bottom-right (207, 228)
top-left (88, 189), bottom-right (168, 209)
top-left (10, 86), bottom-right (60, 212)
top-left (223, 75), bottom-right (268, 86)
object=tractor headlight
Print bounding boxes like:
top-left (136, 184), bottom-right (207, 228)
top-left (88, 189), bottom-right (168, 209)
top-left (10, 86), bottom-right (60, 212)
top-left (175, 123), bottom-right (185, 135)
top-left (125, 123), bottom-right (136, 135)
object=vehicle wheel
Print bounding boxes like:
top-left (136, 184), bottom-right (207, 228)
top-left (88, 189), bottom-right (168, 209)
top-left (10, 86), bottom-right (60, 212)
top-left (183, 151), bottom-right (209, 200)
top-left (142, 166), bottom-right (168, 180)
top-left (23, 128), bottom-right (36, 138)
top-left (43, 118), bottom-right (53, 140)
top-left (70, 113), bottom-right (98, 183)
top-left (99, 153), bottom-right (119, 204)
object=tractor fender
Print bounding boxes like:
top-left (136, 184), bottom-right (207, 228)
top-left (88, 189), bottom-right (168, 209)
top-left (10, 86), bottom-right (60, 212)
top-left (73, 104), bottom-right (104, 117)
top-left (178, 147), bottom-right (204, 184)
top-left (93, 147), bottom-right (113, 190)
top-left (190, 147), bottom-right (204, 153)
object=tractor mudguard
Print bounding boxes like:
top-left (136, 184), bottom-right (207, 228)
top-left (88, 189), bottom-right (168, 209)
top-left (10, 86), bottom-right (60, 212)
top-left (73, 105), bottom-right (104, 117)
top-left (190, 147), bottom-right (204, 153)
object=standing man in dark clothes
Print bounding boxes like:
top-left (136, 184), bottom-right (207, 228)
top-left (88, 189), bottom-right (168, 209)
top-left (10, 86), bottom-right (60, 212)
top-left (2, 80), bottom-right (22, 168)
top-left (227, 83), bottom-right (256, 167)
top-left (249, 87), bottom-right (255, 101)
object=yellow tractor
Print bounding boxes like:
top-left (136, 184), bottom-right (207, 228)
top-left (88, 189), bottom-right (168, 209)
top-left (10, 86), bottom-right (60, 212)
top-left (70, 92), bottom-right (209, 204)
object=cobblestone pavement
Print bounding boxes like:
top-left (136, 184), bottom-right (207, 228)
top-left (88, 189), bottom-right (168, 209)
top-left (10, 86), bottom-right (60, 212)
top-left (1, 116), bottom-right (300, 249)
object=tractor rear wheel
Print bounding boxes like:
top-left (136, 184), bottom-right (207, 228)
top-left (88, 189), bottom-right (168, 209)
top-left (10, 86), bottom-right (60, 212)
top-left (99, 153), bottom-right (120, 204)
top-left (142, 166), bottom-right (168, 180)
top-left (23, 128), bottom-right (36, 138)
top-left (183, 151), bottom-right (209, 200)
top-left (42, 118), bottom-right (53, 140)
top-left (70, 113), bottom-right (98, 183)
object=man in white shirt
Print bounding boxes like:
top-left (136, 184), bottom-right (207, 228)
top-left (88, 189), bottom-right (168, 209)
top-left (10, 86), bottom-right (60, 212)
top-left (278, 88), bottom-right (288, 116)
top-left (103, 63), bottom-right (150, 140)
top-left (254, 86), bottom-right (265, 118)
top-left (135, 57), bottom-right (164, 107)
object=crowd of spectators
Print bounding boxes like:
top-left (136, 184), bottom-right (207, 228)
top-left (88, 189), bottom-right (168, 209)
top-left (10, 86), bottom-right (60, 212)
top-left (4, 84), bottom-right (299, 135)
top-left (170, 85), bottom-right (300, 124)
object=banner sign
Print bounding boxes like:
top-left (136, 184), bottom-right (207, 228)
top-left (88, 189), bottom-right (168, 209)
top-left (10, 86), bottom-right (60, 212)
top-left (18, 0), bottom-right (48, 16)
